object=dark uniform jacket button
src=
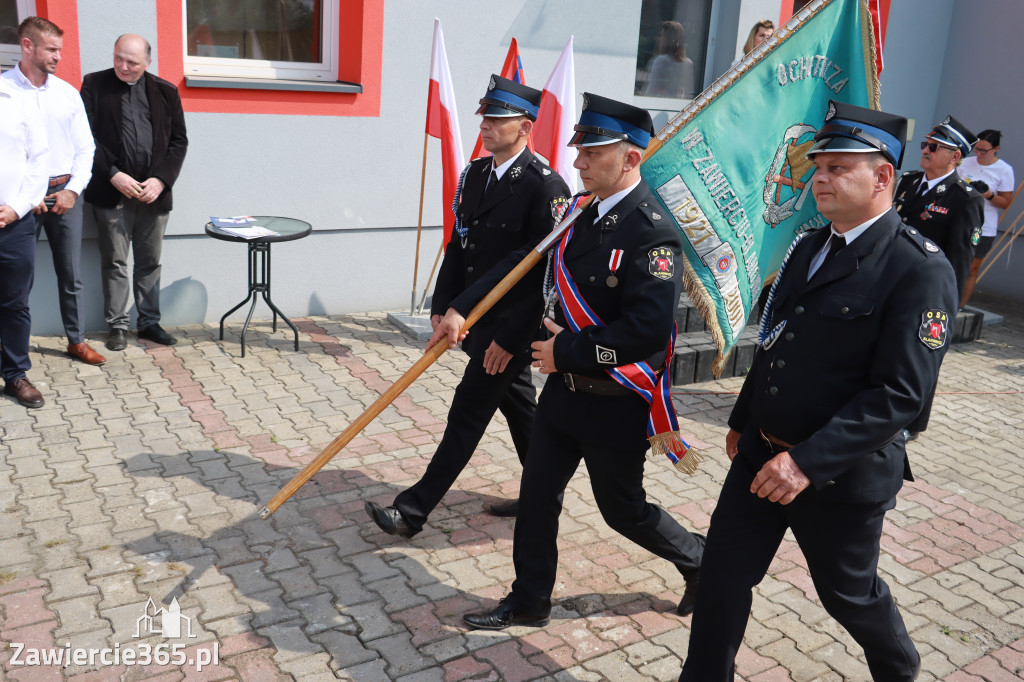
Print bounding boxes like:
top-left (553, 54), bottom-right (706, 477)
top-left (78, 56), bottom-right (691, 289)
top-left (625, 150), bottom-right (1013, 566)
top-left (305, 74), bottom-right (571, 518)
top-left (472, 219), bottom-right (479, 226)
top-left (794, 306), bottom-right (805, 314)
top-left (468, 243), bottom-right (476, 249)
top-left (841, 306), bottom-right (850, 314)
top-left (589, 276), bottom-right (595, 282)
top-left (768, 386), bottom-right (779, 396)
top-left (784, 332), bottom-right (795, 341)
top-left (776, 359), bottom-right (786, 368)
top-left (467, 266), bottom-right (474, 273)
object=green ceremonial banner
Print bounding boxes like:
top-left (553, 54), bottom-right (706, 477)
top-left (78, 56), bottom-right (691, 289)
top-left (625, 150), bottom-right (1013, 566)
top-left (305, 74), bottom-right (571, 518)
top-left (641, 0), bottom-right (879, 375)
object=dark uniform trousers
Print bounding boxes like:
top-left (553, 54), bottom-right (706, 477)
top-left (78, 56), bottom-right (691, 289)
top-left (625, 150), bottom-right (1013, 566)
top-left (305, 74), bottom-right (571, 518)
top-left (681, 210), bottom-right (955, 682)
top-left (511, 378), bottom-right (703, 608)
top-left (680, 439), bottom-right (917, 681)
top-left (394, 319), bottom-right (537, 531)
top-left (893, 171), bottom-right (983, 434)
top-left (0, 212), bottom-right (37, 382)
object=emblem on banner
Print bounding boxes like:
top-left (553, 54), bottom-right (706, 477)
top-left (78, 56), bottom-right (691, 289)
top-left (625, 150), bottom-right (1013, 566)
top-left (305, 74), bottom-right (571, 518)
top-left (763, 123), bottom-right (818, 227)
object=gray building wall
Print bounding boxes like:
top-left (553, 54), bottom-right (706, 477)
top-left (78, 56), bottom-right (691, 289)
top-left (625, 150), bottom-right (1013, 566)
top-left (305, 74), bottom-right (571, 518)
top-left (28, 0), bottom-right (1023, 338)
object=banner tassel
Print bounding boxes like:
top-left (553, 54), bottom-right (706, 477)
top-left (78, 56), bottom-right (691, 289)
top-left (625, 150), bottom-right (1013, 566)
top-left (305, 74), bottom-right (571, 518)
top-left (649, 431), bottom-right (705, 475)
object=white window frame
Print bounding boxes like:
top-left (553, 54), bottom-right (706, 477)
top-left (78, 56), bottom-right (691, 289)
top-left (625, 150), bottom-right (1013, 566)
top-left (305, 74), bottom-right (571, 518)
top-left (182, 0), bottom-right (339, 81)
top-left (0, 0), bottom-right (35, 68)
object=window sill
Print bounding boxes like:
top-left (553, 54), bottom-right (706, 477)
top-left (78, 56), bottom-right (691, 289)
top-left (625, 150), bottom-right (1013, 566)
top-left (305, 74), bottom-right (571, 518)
top-left (184, 75), bottom-right (363, 94)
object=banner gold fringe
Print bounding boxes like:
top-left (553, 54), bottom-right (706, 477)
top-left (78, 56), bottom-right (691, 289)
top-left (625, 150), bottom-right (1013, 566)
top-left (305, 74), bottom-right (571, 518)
top-left (649, 431), bottom-right (706, 475)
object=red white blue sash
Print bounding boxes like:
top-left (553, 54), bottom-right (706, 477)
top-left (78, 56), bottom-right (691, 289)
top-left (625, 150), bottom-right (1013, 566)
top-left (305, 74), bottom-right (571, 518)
top-left (553, 217), bottom-right (701, 473)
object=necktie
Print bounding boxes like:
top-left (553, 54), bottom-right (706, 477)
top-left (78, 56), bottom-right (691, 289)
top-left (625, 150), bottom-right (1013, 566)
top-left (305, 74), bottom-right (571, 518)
top-left (487, 168), bottom-right (498, 192)
top-left (917, 179), bottom-right (929, 197)
top-left (818, 234), bottom-right (845, 272)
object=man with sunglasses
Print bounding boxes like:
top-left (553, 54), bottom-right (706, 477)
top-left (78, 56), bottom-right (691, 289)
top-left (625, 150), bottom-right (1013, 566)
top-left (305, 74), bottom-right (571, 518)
top-left (894, 116), bottom-right (984, 440)
top-left (894, 115), bottom-right (984, 299)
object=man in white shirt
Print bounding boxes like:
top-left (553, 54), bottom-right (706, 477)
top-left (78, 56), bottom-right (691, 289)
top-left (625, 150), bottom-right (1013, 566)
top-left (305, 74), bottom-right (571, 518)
top-left (0, 60), bottom-right (49, 408)
top-left (3, 17), bottom-right (104, 366)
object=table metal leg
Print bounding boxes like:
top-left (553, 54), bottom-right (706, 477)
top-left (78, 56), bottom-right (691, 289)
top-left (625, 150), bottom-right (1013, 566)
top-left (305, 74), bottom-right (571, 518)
top-left (220, 240), bottom-right (301, 355)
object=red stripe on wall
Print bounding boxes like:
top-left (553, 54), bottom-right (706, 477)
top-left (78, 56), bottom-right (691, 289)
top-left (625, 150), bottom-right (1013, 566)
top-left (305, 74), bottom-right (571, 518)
top-left (37, 0), bottom-right (81, 86)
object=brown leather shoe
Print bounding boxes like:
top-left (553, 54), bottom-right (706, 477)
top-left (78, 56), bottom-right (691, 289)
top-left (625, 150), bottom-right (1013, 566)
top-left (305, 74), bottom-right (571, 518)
top-left (67, 342), bottom-right (106, 365)
top-left (4, 377), bottom-right (44, 408)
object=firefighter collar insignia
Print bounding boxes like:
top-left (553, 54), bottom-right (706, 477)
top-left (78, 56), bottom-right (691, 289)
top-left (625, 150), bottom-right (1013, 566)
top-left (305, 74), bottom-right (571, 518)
top-left (542, 168), bottom-right (551, 175)
top-left (936, 184), bottom-right (946, 194)
top-left (603, 212), bottom-right (619, 226)
top-left (924, 241), bottom-right (939, 252)
top-left (648, 247), bottom-right (674, 280)
top-left (510, 165), bottom-right (522, 180)
top-left (918, 309), bottom-right (949, 350)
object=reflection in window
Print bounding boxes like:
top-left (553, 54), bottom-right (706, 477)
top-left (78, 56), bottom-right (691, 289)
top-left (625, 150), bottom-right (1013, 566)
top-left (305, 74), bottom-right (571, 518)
top-left (1, 0), bottom-right (21, 46)
top-left (186, 0), bottom-right (322, 64)
top-left (634, 0), bottom-right (712, 100)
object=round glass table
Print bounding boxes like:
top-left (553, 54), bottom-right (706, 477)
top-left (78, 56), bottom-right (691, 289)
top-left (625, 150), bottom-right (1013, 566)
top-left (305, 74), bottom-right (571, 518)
top-left (205, 216), bottom-right (312, 356)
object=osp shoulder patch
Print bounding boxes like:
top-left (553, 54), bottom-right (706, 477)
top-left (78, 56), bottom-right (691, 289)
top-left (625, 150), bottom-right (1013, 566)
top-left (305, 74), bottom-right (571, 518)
top-left (971, 225), bottom-right (982, 246)
top-left (918, 309), bottom-right (950, 350)
top-left (551, 196), bottom-right (569, 222)
top-left (648, 247), bottom-right (675, 280)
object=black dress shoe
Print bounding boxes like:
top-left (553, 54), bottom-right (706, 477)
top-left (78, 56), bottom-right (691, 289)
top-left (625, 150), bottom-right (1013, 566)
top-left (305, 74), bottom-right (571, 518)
top-left (463, 596), bottom-right (551, 630)
top-left (364, 501), bottom-right (417, 538)
top-left (677, 571), bottom-right (699, 616)
top-left (138, 324), bottom-right (178, 346)
top-left (106, 328), bottom-right (128, 351)
top-left (488, 498), bottom-right (519, 517)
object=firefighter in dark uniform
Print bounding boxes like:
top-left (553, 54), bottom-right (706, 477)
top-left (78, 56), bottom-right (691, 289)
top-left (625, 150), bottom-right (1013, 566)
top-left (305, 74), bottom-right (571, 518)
top-left (679, 102), bottom-right (958, 681)
top-left (433, 94), bottom-right (704, 630)
top-left (894, 116), bottom-right (984, 439)
top-left (365, 76), bottom-right (569, 537)
top-left (894, 115), bottom-right (984, 299)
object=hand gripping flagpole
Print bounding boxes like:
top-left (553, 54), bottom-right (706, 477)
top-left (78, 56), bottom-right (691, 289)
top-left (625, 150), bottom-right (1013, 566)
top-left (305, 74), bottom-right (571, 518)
top-left (257, 199), bottom-right (592, 519)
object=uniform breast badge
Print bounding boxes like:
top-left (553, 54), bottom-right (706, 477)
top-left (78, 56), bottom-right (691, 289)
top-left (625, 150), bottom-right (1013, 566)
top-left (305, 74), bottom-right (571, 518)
top-left (607, 249), bottom-right (624, 287)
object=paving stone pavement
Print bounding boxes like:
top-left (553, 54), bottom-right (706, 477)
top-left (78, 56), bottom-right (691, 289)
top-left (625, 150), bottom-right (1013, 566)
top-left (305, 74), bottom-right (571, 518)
top-left (1, 291), bottom-right (1022, 681)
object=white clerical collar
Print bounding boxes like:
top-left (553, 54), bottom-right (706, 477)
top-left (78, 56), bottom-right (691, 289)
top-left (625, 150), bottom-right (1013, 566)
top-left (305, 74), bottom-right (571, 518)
top-left (595, 178), bottom-right (643, 222)
top-left (492, 147), bottom-right (527, 181)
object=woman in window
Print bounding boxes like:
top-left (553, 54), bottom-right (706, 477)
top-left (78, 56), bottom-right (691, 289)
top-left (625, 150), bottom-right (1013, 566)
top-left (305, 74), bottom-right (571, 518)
top-left (643, 21), bottom-right (694, 99)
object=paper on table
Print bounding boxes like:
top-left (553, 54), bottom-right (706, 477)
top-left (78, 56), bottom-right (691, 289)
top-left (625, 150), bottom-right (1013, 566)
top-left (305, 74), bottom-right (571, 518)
top-left (217, 225), bottom-right (279, 239)
top-left (210, 215), bottom-right (256, 227)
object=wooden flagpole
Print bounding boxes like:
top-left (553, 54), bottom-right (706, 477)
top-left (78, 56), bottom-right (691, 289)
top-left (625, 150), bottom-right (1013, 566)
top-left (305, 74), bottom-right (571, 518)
top-left (410, 133), bottom-right (431, 314)
top-left (258, 200), bottom-right (591, 519)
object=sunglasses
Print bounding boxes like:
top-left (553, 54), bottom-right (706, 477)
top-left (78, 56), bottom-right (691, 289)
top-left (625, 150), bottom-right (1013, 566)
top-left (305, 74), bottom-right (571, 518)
top-left (920, 141), bottom-right (955, 153)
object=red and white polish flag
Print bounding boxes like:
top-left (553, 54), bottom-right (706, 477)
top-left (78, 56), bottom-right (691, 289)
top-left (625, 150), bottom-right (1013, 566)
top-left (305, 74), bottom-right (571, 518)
top-left (533, 36), bottom-right (578, 194)
top-left (425, 18), bottom-right (465, 247)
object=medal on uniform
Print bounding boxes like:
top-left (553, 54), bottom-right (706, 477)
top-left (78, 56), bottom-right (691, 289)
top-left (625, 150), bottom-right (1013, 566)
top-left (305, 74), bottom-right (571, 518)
top-left (607, 249), bottom-right (623, 287)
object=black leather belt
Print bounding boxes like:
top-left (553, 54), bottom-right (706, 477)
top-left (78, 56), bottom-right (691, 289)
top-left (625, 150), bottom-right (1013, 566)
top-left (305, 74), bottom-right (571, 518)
top-left (48, 174), bottom-right (71, 187)
top-left (760, 429), bottom-right (794, 455)
top-left (563, 373), bottom-right (634, 396)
